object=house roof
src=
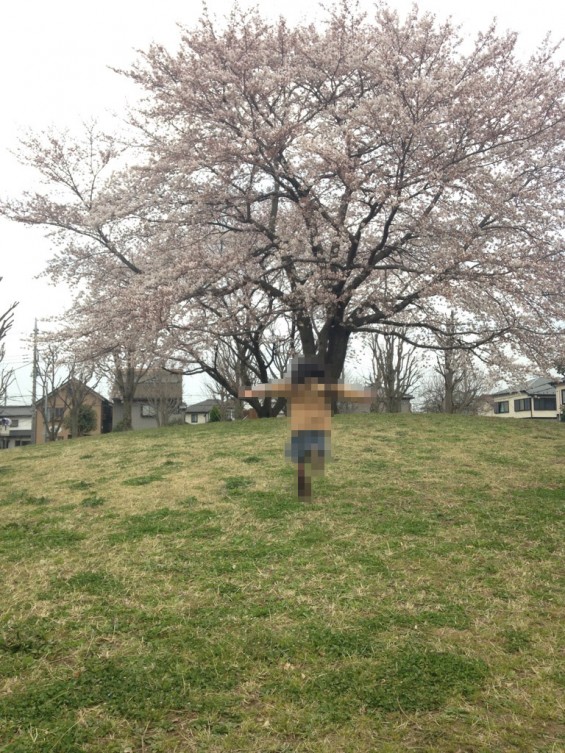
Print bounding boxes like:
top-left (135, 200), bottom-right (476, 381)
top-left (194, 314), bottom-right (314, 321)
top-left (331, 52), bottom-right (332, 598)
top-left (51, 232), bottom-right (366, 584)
top-left (185, 399), bottom-right (230, 413)
top-left (492, 377), bottom-right (556, 398)
top-left (0, 405), bottom-right (33, 417)
top-left (186, 399), bottom-right (218, 413)
top-left (34, 379), bottom-right (110, 406)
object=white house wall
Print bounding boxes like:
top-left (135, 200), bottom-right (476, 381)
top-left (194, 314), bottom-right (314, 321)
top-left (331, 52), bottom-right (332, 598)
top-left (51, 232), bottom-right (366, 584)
top-left (493, 391), bottom-right (559, 419)
top-left (186, 413), bottom-right (208, 425)
top-left (1, 415), bottom-right (33, 448)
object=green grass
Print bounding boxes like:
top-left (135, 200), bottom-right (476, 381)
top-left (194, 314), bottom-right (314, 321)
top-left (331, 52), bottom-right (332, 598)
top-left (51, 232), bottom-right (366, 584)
top-left (0, 413), bottom-right (564, 752)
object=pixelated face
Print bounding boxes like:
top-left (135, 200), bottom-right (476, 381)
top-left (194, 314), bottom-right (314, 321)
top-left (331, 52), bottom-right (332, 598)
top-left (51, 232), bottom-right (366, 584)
top-left (288, 357), bottom-right (326, 386)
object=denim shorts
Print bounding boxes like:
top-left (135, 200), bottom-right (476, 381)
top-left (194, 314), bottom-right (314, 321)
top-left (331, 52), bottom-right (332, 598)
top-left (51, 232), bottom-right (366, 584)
top-left (286, 430), bottom-right (330, 464)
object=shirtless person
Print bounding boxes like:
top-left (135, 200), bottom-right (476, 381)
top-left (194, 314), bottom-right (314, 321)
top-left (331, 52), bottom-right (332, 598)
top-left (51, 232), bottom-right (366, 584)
top-left (240, 358), bottom-right (374, 500)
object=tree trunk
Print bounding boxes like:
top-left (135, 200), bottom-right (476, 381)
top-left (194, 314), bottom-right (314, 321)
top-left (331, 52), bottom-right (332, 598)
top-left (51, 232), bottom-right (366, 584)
top-left (122, 396), bottom-right (133, 429)
top-left (70, 409), bottom-right (80, 438)
top-left (119, 359), bottom-right (136, 430)
top-left (443, 365), bottom-right (456, 414)
top-left (323, 326), bottom-right (351, 383)
top-left (299, 312), bottom-right (351, 383)
top-left (321, 323), bottom-right (352, 414)
top-left (387, 396), bottom-right (402, 413)
top-left (249, 395), bottom-right (287, 418)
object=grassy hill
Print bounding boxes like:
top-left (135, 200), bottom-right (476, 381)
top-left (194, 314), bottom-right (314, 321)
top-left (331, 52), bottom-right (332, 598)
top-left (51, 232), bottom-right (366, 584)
top-left (0, 413), bottom-right (564, 752)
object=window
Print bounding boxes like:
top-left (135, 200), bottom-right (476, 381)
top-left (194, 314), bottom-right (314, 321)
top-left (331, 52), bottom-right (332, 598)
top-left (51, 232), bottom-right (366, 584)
top-left (494, 400), bottom-right (509, 414)
top-left (533, 397), bottom-right (556, 411)
top-left (191, 413), bottom-right (198, 423)
top-left (561, 389), bottom-right (565, 405)
top-left (514, 398), bottom-right (531, 412)
top-left (141, 404), bottom-right (156, 418)
top-left (46, 407), bottom-right (65, 421)
top-left (10, 419), bottom-right (19, 427)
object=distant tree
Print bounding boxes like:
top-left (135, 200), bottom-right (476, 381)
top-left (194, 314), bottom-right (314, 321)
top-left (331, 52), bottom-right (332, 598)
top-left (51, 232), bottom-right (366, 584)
top-left (0, 279), bottom-right (17, 405)
top-left (63, 403), bottom-right (97, 436)
top-left (205, 379), bottom-right (240, 420)
top-left (142, 395), bottom-right (182, 427)
top-left (35, 344), bottom-right (67, 441)
top-left (64, 380), bottom-right (96, 438)
top-left (0, 371), bottom-right (14, 407)
top-left (0, 362), bottom-right (15, 407)
top-left (35, 342), bottom-right (101, 441)
top-left (419, 314), bottom-right (491, 414)
top-left (419, 367), bottom-right (489, 415)
top-left (367, 328), bottom-right (420, 413)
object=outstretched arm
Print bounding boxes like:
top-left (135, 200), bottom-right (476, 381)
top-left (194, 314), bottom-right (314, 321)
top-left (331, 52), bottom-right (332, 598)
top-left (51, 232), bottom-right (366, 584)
top-left (239, 380), bottom-right (291, 399)
top-left (333, 383), bottom-right (376, 402)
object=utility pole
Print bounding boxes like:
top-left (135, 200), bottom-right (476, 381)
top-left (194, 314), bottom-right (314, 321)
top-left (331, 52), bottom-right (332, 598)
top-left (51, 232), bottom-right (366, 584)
top-left (30, 319), bottom-right (38, 444)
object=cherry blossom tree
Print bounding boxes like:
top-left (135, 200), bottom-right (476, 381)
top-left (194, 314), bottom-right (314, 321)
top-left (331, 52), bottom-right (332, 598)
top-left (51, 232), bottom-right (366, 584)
top-left (119, 3), bottom-right (565, 378)
top-left (3, 3), bottom-right (565, 387)
top-left (1, 125), bottom-right (299, 411)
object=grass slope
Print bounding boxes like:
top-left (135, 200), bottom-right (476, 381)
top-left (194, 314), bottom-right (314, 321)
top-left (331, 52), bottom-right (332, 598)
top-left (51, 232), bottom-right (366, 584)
top-left (0, 413), bottom-right (564, 753)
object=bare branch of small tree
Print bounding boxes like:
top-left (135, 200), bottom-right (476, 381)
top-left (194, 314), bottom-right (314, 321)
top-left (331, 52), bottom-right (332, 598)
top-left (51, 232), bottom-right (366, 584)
top-left (35, 344), bottom-right (68, 441)
top-left (137, 368), bottom-right (183, 427)
top-left (0, 279), bottom-right (18, 406)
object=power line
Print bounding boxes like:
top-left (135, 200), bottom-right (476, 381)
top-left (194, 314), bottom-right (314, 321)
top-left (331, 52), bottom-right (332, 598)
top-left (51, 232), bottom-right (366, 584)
top-left (6, 371), bottom-right (31, 405)
top-left (1, 360), bottom-right (32, 372)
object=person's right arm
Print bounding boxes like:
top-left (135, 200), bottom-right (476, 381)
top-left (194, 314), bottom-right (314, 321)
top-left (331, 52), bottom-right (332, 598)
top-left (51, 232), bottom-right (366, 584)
top-left (239, 380), bottom-right (290, 399)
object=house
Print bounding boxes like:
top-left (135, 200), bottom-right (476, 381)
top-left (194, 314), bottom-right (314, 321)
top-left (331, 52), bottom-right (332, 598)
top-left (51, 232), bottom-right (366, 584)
top-left (491, 377), bottom-right (559, 420)
top-left (111, 369), bottom-right (183, 430)
top-left (0, 405), bottom-right (33, 449)
top-left (34, 380), bottom-right (113, 443)
top-left (185, 399), bottom-right (235, 424)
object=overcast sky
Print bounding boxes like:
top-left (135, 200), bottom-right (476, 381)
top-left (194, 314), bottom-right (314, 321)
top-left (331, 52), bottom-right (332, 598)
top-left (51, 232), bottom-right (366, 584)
top-left (1, 0), bottom-right (563, 403)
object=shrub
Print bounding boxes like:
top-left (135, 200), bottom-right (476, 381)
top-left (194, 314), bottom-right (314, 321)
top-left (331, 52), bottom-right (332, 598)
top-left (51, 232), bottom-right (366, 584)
top-left (208, 406), bottom-right (222, 422)
top-left (63, 405), bottom-right (97, 436)
top-left (112, 419), bottom-right (132, 432)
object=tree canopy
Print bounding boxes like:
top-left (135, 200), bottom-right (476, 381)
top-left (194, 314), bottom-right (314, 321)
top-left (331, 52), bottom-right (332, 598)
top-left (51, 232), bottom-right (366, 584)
top-left (2, 3), bottom-right (564, 385)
